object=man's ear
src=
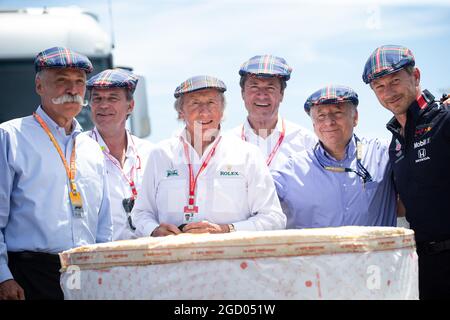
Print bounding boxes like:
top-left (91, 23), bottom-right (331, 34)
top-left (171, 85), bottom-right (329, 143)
top-left (354, 109), bottom-right (359, 127)
top-left (178, 109), bottom-right (185, 121)
top-left (128, 99), bottom-right (135, 114)
top-left (35, 76), bottom-right (43, 96)
top-left (413, 67), bottom-right (421, 87)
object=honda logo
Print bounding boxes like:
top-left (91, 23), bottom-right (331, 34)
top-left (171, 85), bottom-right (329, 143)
top-left (418, 148), bottom-right (426, 159)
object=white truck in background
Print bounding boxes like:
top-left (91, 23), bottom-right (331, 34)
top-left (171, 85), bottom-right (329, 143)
top-left (0, 6), bottom-right (151, 138)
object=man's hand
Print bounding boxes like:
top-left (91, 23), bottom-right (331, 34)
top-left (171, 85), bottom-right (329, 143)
top-left (442, 96), bottom-right (450, 106)
top-left (182, 221), bottom-right (229, 234)
top-left (151, 223), bottom-right (182, 237)
top-left (0, 279), bottom-right (25, 300)
top-left (397, 195), bottom-right (406, 217)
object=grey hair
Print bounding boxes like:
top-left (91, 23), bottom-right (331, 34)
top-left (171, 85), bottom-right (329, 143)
top-left (174, 92), bottom-right (226, 120)
top-left (35, 70), bottom-right (47, 81)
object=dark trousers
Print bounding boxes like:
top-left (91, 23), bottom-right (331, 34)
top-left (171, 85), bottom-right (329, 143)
top-left (417, 248), bottom-right (450, 299)
top-left (8, 251), bottom-right (64, 300)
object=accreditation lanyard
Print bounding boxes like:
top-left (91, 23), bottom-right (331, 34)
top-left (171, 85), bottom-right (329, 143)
top-left (181, 135), bottom-right (222, 223)
top-left (90, 130), bottom-right (141, 200)
top-left (241, 118), bottom-right (286, 167)
top-left (313, 135), bottom-right (373, 185)
top-left (33, 112), bottom-right (84, 217)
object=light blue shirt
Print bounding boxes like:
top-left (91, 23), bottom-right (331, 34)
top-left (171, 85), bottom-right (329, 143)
top-left (272, 136), bottom-right (396, 229)
top-left (0, 106), bottom-right (113, 283)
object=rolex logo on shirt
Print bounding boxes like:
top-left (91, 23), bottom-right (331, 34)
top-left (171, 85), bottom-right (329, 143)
top-left (220, 165), bottom-right (239, 176)
top-left (220, 171), bottom-right (239, 176)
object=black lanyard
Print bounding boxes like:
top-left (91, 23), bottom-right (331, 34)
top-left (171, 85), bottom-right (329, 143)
top-left (313, 135), bottom-right (373, 184)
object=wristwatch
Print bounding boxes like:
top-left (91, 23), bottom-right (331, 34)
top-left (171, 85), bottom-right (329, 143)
top-left (228, 224), bottom-right (236, 232)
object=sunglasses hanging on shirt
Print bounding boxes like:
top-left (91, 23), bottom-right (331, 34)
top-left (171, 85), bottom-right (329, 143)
top-left (122, 197), bottom-right (136, 231)
top-left (314, 134), bottom-right (373, 185)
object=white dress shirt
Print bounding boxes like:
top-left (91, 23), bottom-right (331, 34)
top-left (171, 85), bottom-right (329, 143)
top-left (229, 116), bottom-right (317, 170)
top-left (132, 130), bottom-right (286, 237)
top-left (85, 127), bottom-right (154, 240)
top-left (0, 106), bottom-right (112, 283)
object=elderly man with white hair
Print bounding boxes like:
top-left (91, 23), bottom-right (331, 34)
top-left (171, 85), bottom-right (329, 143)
top-left (0, 47), bottom-right (112, 300)
top-left (132, 75), bottom-right (286, 237)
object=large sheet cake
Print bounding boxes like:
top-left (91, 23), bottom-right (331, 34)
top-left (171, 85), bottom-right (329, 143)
top-left (60, 226), bottom-right (418, 299)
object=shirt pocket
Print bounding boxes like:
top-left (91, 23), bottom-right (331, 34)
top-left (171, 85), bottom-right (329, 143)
top-left (211, 178), bottom-right (248, 217)
top-left (361, 180), bottom-right (380, 206)
top-left (155, 178), bottom-right (187, 216)
top-left (346, 180), bottom-right (379, 224)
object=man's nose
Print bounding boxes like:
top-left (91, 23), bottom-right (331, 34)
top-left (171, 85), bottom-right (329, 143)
top-left (323, 114), bottom-right (337, 124)
top-left (383, 85), bottom-right (398, 98)
top-left (65, 81), bottom-right (81, 95)
top-left (66, 80), bottom-right (85, 98)
top-left (198, 103), bottom-right (212, 114)
top-left (256, 88), bottom-right (270, 97)
top-left (96, 99), bottom-right (110, 108)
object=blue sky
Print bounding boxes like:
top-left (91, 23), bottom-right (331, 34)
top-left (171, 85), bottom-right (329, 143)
top-left (1, 0), bottom-right (449, 143)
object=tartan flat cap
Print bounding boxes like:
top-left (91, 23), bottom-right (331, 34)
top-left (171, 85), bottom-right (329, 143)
top-left (362, 45), bottom-right (415, 84)
top-left (304, 85), bottom-right (359, 113)
top-left (87, 69), bottom-right (139, 93)
top-left (34, 46), bottom-right (93, 73)
top-left (174, 75), bottom-right (227, 98)
top-left (239, 55), bottom-right (292, 80)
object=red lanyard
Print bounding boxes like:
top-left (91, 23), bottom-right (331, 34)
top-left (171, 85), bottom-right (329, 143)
top-left (181, 135), bottom-right (222, 214)
top-left (90, 129), bottom-right (141, 199)
top-left (33, 113), bottom-right (78, 193)
top-left (241, 118), bottom-right (286, 166)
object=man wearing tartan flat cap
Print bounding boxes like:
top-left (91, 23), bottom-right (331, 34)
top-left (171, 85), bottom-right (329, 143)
top-left (229, 54), bottom-right (317, 170)
top-left (0, 47), bottom-right (113, 300)
top-left (364, 44), bottom-right (450, 299)
top-left (132, 75), bottom-right (286, 237)
top-left (85, 68), bottom-right (154, 241)
top-left (272, 85), bottom-right (396, 231)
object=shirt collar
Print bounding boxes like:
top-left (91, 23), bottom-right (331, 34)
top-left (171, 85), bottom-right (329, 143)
top-left (91, 127), bottom-right (137, 160)
top-left (409, 90), bottom-right (435, 123)
top-left (244, 115), bottom-right (283, 140)
top-left (386, 90), bottom-right (436, 135)
top-left (35, 106), bottom-right (82, 138)
top-left (316, 135), bottom-right (356, 164)
top-left (179, 127), bottom-right (222, 160)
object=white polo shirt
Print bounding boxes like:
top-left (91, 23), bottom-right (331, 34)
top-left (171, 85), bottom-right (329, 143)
top-left (132, 130), bottom-right (286, 237)
top-left (85, 127), bottom-right (154, 240)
